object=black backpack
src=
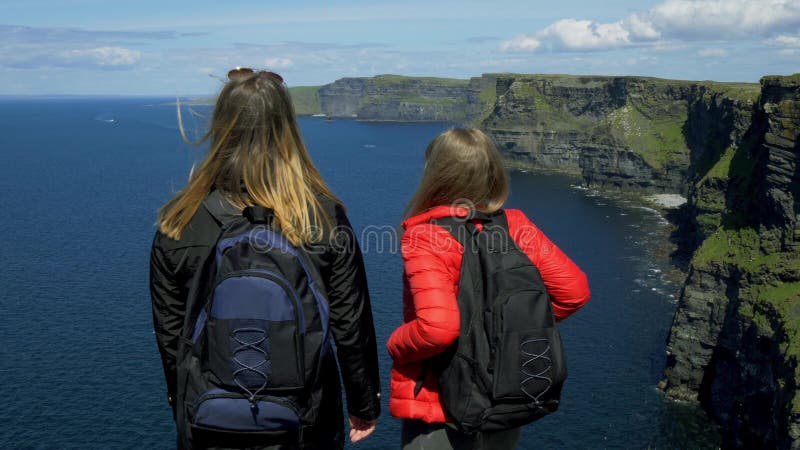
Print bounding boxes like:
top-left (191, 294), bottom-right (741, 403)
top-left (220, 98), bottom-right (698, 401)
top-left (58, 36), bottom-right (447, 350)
top-left (175, 206), bottom-right (331, 448)
top-left (430, 210), bottom-right (567, 433)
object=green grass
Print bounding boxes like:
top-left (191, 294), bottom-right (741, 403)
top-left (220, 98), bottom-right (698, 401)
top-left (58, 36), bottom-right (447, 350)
top-left (509, 81), bottom-right (554, 113)
top-left (762, 74), bottom-right (800, 85)
top-left (690, 144), bottom-right (739, 235)
top-left (470, 85), bottom-right (499, 126)
top-left (760, 281), bottom-right (800, 306)
top-left (702, 82), bottom-right (761, 103)
top-left (692, 227), bottom-right (760, 269)
top-left (754, 275), bottom-right (800, 412)
top-left (694, 211), bottom-right (724, 234)
top-left (478, 86), bottom-right (496, 104)
top-left (289, 86), bottom-right (321, 115)
top-left (704, 146), bottom-right (737, 180)
top-left (604, 104), bottom-right (688, 170)
top-left (692, 226), bottom-right (800, 275)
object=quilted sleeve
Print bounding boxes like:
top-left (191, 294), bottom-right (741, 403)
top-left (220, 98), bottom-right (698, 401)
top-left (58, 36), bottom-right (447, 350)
top-left (506, 210), bottom-right (590, 321)
top-left (387, 224), bottom-right (461, 365)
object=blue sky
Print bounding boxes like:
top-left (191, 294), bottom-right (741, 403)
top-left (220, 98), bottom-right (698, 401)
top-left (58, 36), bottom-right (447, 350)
top-left (1, 0), bottom-right (799, 95)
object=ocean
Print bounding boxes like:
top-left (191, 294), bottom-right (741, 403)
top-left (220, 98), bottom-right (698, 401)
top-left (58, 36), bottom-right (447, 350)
top-left (0, 97), bottom-right (720, 449)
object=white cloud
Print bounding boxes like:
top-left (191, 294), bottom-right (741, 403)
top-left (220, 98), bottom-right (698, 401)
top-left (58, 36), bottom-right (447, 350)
top-left (624, 55), bottom-right (660, 66)
top-left (539, 19), bottom-right (632, 51)
top-left (698, 48), bottom-right (727, 56)
top-left (0, 24), bottom-right (177, 45)
top-left (0, 25), bottom-right (162, 70)
top-left (500, 0), bottom-right (800, 52)
top-left (767, 34), bottom-right (800, 47)
top-left (61, 47), bottom-right (141, 67)
top-left (624, 13), bottom-right (662, 40)
top-left (264, 57), bottom-right (293, 69)
top-left (647, 0), bottom-right (800, 38)
top-left (499, 36), bottom-right (541, 52)
top-left (651, 42), bottom-right (689, 52)
top-left (501, 19), bottom-right (633, 52)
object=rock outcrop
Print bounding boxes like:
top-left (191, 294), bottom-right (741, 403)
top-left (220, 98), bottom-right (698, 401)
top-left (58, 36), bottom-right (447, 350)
top-left (316, 75), bottom-right (476, 122)
top-left (660, 74), bottom-right (800, 449)
top-left (480, 75), bottom-right (761, 194)
top-left (295, 74), bottom-right (759, 194)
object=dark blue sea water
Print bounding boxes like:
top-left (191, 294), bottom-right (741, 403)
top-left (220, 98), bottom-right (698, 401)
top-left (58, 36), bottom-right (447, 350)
top-left (0, 97), bottom-right (721, 449)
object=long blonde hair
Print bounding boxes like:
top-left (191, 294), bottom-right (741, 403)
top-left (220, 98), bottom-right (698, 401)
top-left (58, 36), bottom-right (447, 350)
top-left (405, 128), bottom-right (509, 218)
top-left (158, 71), bottom-right (339, 245)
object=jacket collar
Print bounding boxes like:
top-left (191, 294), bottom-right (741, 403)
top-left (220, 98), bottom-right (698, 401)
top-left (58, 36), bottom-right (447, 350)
top-left (401, 205), bottom-right (472, 229)
top-left (203, 190), bottom-right (241, 226)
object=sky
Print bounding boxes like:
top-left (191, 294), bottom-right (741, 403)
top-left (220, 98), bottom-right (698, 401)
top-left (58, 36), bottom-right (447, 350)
top-left (1, 0), bottom-right (799, 95)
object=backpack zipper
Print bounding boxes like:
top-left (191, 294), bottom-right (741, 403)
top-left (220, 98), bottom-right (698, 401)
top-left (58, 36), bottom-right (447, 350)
top-left (191, 390), bottom-right (300, 425)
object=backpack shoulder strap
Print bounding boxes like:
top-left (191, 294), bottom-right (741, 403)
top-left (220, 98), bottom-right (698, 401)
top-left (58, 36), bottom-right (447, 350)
top-left (242, 205), bottom-right (274, 225)
top-left (432, 210), bottom-right (509, 245)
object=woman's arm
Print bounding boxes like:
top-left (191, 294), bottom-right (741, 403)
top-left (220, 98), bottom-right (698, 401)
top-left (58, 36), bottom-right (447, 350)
top-left (323, 204), bottom-right (382, 422)
top-left (149, 233), bottom-right (187, 416)
top-left (387, 224), bottom-right (461, 365)
top-left (506, 210), bottom-right (590, 321)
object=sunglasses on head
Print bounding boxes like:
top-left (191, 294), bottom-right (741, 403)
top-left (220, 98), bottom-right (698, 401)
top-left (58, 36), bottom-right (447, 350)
top-left (227, 67), bottom-right (284, 84)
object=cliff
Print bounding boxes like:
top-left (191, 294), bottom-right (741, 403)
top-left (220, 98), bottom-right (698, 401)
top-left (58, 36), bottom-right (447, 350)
top-left (484, 75), bottom-right (761, 194)
top-left (290, 86), bottom-right (322, 116)
top-left (314, 75), bottom-right (480, 122)
top-left (292, 74), bottom-right (759, 194)
top-left (660, 74), bottom-right (800, 448)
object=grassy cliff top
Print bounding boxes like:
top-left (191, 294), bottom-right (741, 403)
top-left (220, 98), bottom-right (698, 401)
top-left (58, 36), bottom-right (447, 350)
top-left (368, 74), bottom-right (469, 86)
top-left (484, 72), bottom-right (756, 83)
top-left (288, 86), bottom-right (322, 115)
top-left (700, 81), bottom-right (761, 102)
top-left (762, 73), bottom-right (800, 85)
top-left (292, 73), bottom-right (761, 96)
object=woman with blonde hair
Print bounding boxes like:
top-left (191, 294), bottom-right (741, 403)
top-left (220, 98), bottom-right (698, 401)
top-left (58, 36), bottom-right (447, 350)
top-left (387, 128), bottom-right (590, 449)
top-left (150, 68), bottom-right (380, 449)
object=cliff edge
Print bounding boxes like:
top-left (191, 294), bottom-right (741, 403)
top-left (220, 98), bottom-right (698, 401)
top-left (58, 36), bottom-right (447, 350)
top-left (292, 74), bottom-right (760, 194)
top-left (660, 74), bottom-right (800, 449)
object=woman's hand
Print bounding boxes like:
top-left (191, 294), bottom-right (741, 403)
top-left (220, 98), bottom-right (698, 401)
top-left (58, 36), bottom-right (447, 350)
top-left (348, 415), bottom-right (377, 443)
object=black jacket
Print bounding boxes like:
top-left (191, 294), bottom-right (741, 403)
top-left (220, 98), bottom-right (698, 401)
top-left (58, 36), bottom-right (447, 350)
top-left (149, 191), bottom-right (381, 448)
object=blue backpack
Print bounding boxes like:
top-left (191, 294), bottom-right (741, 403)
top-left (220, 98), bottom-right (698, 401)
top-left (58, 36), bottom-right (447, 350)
top-left (175, 206), bottom-right (331, 447)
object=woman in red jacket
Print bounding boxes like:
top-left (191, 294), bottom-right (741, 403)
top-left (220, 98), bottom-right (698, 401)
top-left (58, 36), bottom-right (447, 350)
top-left (387, 128), bottom-right (590, 449)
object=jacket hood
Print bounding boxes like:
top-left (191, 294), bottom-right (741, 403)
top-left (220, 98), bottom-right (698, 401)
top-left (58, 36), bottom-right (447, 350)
top-left (401, 206), bottom-right (472, 229)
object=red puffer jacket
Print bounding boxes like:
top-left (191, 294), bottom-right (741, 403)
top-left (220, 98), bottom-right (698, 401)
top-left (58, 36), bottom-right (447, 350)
top-left (387, 206), bottom-right (590, 423)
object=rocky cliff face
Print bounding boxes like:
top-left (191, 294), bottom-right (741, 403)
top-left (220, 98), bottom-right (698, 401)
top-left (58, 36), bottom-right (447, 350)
top-left (316, 75), bottom-right (474, 121)
top-left (301, 74), bottom-right (759, 195)
top-left (317, 77), bottom-right (369, 117)
top-left (480, 75), bottom-right (758, 194)
top-left (660, 75), bottom-right (800, 449)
